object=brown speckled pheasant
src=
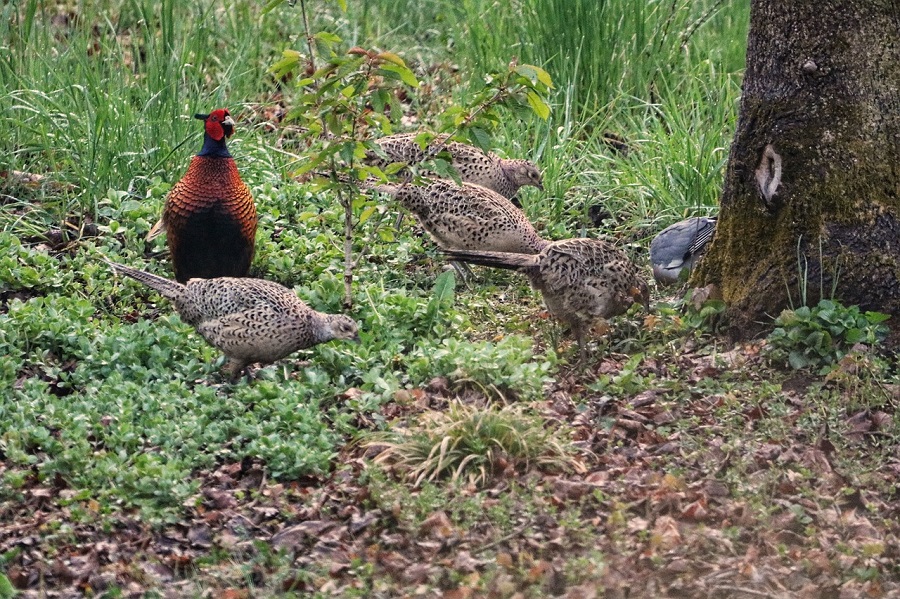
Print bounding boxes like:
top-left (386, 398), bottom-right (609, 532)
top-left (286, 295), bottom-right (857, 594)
top-left (366, 133), bottom-right (543, 201)
top-left (147, 109), bottom-right (257, 283)
top-left (445, 238), bottom-right (649, 358)
top-left (374, 180), bottom-right (549, 254)
top-left (107, 261), bottom-right (359, 376)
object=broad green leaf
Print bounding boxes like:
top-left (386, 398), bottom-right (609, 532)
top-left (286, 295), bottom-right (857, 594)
top-left (466, 127), bottom-right (492, 153)
top-left (515, 64), bottom-right (554, 88)
top-left (844, 328), bottom-right (865, 344)
top-left (358, 204), bottom-right (377, 225)
top-left (0, 573), bottom-right (13, 599)
top-left (432, 270), bottom-right (456, 308)
top-left (262, 0), bottom-right (287, 15)
top-left (314, 31), bottom-right (342, 44)
top-left (865, 311), bottom-right (891, 324)
top-left (377, 51), bottom-right (407, 68)
top-left (428, 158), bottom-right (461, 184)
top-left (805, 331), bottom-right (825, 348)
top-left (788, 351), bottom-right (808, 370)
top-left (268, 49), bottom-right (301, 78)
top-left (292, 151), bottom-right (328, 176)
top-left (817, 309), bottom-right (836, 323)
top-left (413, 131), bottom-right (437, 149)
top-left (384, 162), bottom-right (408, 176)
top-left (379, 63), bottom-right (419, 87)
top-left (530, 64), bottom-right (553, 87)
top-left (339, 141), bottom-right (356, 164)
top-left (526, 91), bottom-right (551, 120)
top-left (371, 88), bottom-right (388, 113)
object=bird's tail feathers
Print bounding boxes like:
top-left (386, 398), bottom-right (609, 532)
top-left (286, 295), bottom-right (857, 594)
top-left (687, 218), bottom-right (717, 256)
top-left (145, 218), bottom-right (166, 242)
top-left (442, 249), bottom-right (538, 271)
top-left (105, 259), bottom-right (185, 299)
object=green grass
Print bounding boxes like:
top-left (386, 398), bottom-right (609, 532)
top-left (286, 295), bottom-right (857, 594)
top-left (0, 0), bottom-right (746, 521)
top-left (366, 400), bottom-right (580, 486)
top-left (2, 4), bottom-right (898, 594)
top-left (12, 7), bottom-right (897, 599)
top-left (448, 0), bottom-right (748, 118)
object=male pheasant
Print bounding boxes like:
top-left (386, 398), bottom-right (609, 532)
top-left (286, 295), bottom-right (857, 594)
top-left (366, 133), bottom-right (543, 201)
top-left (445, 238), bottom-right (649, 358)
top-left (373, 180), bottom-right (549, 254)
top-left (107, 261), bottom-right (360, 377)
top-left (148, 109), bottom-right (257, 283)
top-left (650, 216), bottom-right (717, 285)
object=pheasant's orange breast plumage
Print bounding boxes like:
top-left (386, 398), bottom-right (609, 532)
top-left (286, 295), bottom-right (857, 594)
top-left (161, 109), bottom-right (257, 283)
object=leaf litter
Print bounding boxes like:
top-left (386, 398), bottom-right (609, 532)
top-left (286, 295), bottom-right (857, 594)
top-left (1, 338), bottom-right (899, 598)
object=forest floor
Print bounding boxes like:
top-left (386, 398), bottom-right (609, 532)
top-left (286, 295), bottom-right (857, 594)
top-left (2, 308), bottom-right (899, 598)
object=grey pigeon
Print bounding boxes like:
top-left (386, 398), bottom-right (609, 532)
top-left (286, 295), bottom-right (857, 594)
top-left (650, 216), bottom-right (717, 285)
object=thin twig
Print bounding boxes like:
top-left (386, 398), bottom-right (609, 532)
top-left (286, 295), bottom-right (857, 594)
top-left (473, 521), bottom-right (532, 554)
top-left (299, 0), bottom-right (316, 74)
top-left (421, 82), bottom-right (511, 162)
top-left (711, 586), bottom-right (776, 599)
top-left (350, 208), bottom-right (391, 270)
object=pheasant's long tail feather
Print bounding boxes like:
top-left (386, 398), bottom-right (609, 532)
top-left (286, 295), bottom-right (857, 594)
top-left (442, 249), bottom-right (539, 271)
top-left (105, 259), bottom-right (185, 300)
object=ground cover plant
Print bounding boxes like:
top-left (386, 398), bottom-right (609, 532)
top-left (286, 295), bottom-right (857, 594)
top-left (2, 0), bottom-right (899, 597)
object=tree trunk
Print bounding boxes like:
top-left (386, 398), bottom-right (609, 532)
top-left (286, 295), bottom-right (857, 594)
top-left (694, 0), bottom-right (900, 342)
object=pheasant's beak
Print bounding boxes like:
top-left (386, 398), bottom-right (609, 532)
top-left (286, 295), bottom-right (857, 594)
top-left (221, 115), bottom-right (235, 138)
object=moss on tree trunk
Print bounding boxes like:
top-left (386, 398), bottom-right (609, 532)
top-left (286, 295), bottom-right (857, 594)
top-left (694, 0), bottom-right (900, 342)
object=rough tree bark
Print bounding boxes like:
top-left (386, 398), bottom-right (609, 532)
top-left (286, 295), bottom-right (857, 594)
top-left (695, 0), bottom-right (900, 342)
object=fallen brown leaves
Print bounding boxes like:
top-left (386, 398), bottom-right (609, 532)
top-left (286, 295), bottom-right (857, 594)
top-left (2, 343), bottom-right (899, 597)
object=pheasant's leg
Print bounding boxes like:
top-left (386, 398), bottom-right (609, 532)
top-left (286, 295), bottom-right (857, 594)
top-left (575, 326), bottom-right (587, 364)
top-left (222, 357), bottom-right (250, 382)
top-left (449, 260), bottom-right (474, 287)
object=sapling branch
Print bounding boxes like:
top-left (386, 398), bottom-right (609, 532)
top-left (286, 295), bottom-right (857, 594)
top-left (298, 0), bottom-right (316, 75)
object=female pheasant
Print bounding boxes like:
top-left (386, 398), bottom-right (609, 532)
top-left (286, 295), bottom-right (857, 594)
top-left (107, 260), bottom-right (360, 377)
top-left (365, 133), bottom-right (543, 202)
top-left (148, 109), bottom-right (257, 283)
top-left (444, 239), bottom-right (649, 359)
top-left (373, 180), bottom-right (549, 254)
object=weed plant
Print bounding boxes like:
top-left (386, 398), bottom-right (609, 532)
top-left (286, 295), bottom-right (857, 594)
top-left (766, 300), bottom-right (890, 373)
top-left (368, 401), bottom-right (582, 487)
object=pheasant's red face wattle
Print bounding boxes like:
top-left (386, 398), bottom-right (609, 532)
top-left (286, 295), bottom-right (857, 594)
top-left (203, 108), bottom-right (233, 141)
